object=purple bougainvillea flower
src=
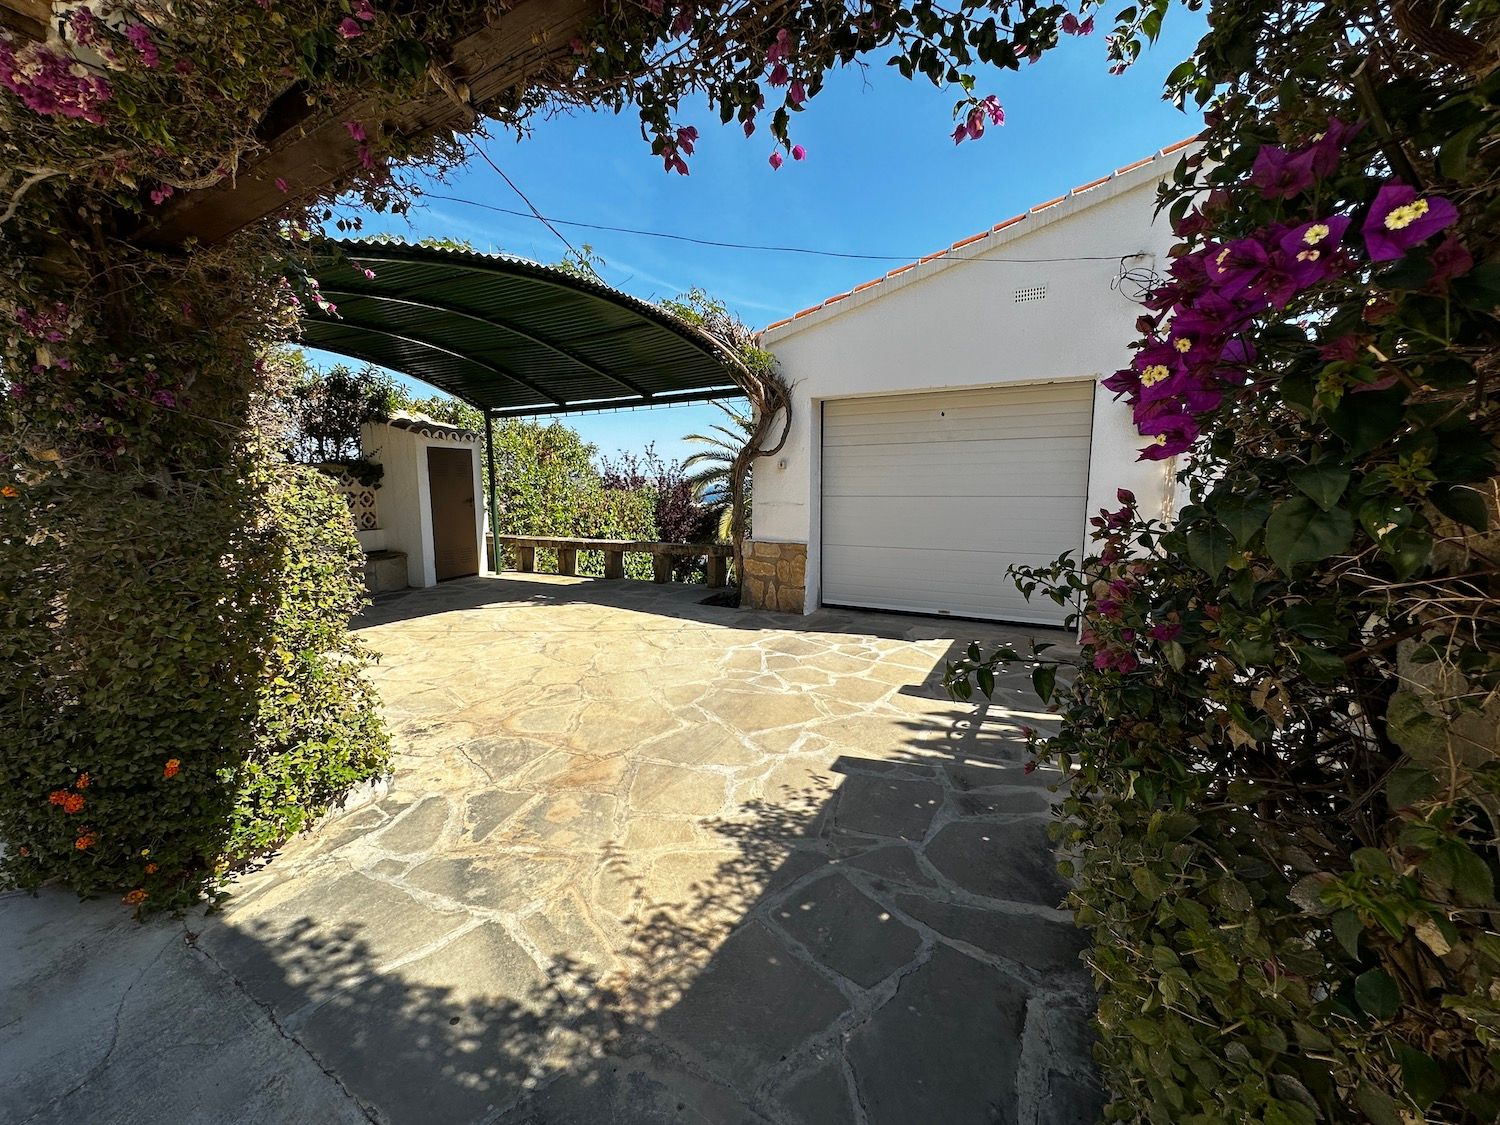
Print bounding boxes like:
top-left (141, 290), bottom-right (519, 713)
top-left (1101, 367), bottom-right (1139, 396)
top-left (1116, 488), bottom-right (1136, 506)
top-left (1428, 235), bottom-right (1474, 291)
top-left (1362, 184), bottom-right (1459, 261)
top-left (788, 79), bottom-right (806, 105)
top-left (1304, 117), bottom-right (1364, 177)
top-left (1250, 144), bottom-right (1316, 199)
top-left (1279, 215), bottom-right (1351, 289)
top-left (768, 151), bottom-right (784, 170)
top-left (126, 23), bottom-right (160, 68)
top-left (1061, 13), bottom-right (1081, 33)
top-left (768, 62), bottom-right (789, 87)
top-left (791, 144), bottom-right (806, 161)
top-left (354, 0), bottom-right (376, 20)
top-left (675, 125), bottom-right (698, 155)
top-left (344, 120), bottom-right (367, 142)
top-left (1150, 623), bottom-right (1182, 643)
top-left (1205, 237), bottom-right (1271, 303)
top-left (337, 17), bottom-right (363, 39)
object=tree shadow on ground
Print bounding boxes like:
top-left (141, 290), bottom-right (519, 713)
top-left (199, 743), bottom-right (1102, 1125)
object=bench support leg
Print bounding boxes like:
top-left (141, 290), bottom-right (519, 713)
top-left (516, 546), bottom-right (535, 573)
top-left (706, 555), bottom-right (728, 588)
top-left (557, 547), bottom-right (578, 577)
top-left (652, 554), bottom-right (672, 584)
top-left (604, 550), bottom-right (625, 579)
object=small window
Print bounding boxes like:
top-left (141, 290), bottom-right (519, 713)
top-left (1013, 284), bottom-right (1048, 303)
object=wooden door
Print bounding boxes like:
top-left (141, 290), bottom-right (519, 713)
top-left (427, 447), bottom-right (478, 581)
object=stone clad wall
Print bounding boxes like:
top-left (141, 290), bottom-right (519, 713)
top-left (743, 540), bottom-right (808, 614)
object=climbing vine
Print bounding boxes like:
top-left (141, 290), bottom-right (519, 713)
top-left (948, 0), bottom-right (1500, 1119)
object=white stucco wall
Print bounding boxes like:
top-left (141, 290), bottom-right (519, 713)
top-left (361, 420), bottom-right (487, 589)
top-left (758, 150), bottom-right (1189, 614)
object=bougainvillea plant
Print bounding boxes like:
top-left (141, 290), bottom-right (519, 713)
top-left (947, 0), bottom-right (1500, 1119)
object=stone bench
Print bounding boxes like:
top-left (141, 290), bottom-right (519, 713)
top-left (495, 535), bottom-right (732, 587)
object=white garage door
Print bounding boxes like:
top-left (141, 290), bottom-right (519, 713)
top-left (820, 382), bottom-right (1094, 625)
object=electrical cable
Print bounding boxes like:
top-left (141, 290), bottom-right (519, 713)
top-left (422, 190), bottom-right (1149, 265)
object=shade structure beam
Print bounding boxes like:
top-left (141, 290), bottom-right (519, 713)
top-left (316, 317), bottom-right (565, 407)
top-left (317, 289), bottom-right (654, 400)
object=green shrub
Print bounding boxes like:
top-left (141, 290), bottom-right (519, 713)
top-left (0, 459), bottom-right (389, 912)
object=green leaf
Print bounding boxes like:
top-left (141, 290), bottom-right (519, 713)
top-left (1290, 463), bottom-right (1351, 511)
top-left (976, 665), bottom-right (995, 698)
top-left (1216, 496), bottom-right (1272, 543)
top-left (1385, 764), bottom-right (1439, 808)
top-left (1353, 1085), bottom-right (1403, 1125)
top-left (1185, 521), bottom-right (1233, 575)
top-left (1031, 663), bottom-right (1056, 704)
top-left (1295, 644), bottom-right (1346, 684)
top-left (1398, 1045), bottom-right (1446, 1110)
top-left (1354, 968), bottom-right (1400, 1020)
top-left (1449, 845), bottom-right (1496, 906)
top-left (1326, 388), bottom-right (1405, 455)
top-left (1332, 909), bottom-right (1362, 959)
top-left (1264, 497), bottom-right (1355, 572)
top-left (1430, 484), bottom-right (1490, 531)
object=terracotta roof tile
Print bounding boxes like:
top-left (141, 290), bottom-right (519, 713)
top-left (793, 304), bottom-right (820, 319)
top-left (1072, 174), bottom-right (1112, 194)
top-left (918, 250), bottom-right (947, 264)
top-left (1030, 194), bottom-right (1067, 213)
top-left (992, 214), bottom-right (1026, 233)
top-left (886, 263), bottom-right (916, 278)
top-left (851, 279), bottom-right (882, 294)
top-left (950, 231), bottom-right (988, 251)
top-left (1160, 135), bottom-right (1199, 155)
top-left (823, 291), bottom-right (849, 305)
top-left (764, 317), bottom-right (793, 331)
top-left (1114, 155), bottom-right (1154, 175)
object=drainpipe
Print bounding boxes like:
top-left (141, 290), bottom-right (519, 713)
top-left (483, 411), bottom-right (500, 572)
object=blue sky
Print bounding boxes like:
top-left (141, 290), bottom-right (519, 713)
top-left (308, 15), bottom-right (1207, 462)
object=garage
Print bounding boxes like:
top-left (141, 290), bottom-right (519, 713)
top-left (820, 383), bottom-right (1094, 625)
top-left (749, 141), bottom-right (1193, 619)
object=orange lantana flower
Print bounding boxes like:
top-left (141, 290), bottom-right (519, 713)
top-left (75, 772), bottom-right (90, 790)
top-left (122, 889), bottom-right (147, 906)
top-left (145, 863), bottom-right (159, 874)
top-left (162, 759), bottom-right (181, 779)
top-left (75, 833), bottom-right (95, 850)
top-left (49, 790), bottom-right (86, 814)
top-left (1, 485), bottom-right (17, 499)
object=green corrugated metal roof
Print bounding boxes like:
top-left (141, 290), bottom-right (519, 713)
top-left (302, 239), bottom-right (744, 415)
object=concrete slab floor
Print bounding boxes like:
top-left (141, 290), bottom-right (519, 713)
top-left (1, 574), bottom-right (1102, 1125)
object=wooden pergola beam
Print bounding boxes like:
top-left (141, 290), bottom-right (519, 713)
top-left (127, 0), bottom-right (597, 248)
top-left (0, 0), bottom-right (49, 42)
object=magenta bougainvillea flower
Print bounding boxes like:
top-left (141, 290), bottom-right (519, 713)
top-left (1427, 235), bottom-right (1474, 290)
top-left (953, 95), bottom-right (1004, 144)
top-left (353, 0), bottom-right (376, 20)
top-left (337, 17), bottom-right (363, 39)
top-left (1249, 145), bottom-right (1316, 199)
top-left (1279, 215), bottom-right (1351, 288)
top-left (0, 41), bottom-right (112, 123)
top-left (768, 150), bottom-right (784, 170)
top-left (1361, 184), bottom-right (1459, 261)
top-left (126, 23), bottom-right (161, 68)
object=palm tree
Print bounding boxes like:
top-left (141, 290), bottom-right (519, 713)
top-left (682, 400), bottom-right (753, 540)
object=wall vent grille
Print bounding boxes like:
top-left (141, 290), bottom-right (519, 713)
top-left (1013, 284), bottom-right (1048, 303)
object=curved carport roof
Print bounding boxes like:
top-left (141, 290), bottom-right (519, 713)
top-left (302, 239), bottom-right (745, 416)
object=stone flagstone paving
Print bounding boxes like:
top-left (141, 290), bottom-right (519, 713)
top-left (1, 574), bottom-right (1103, 1125)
